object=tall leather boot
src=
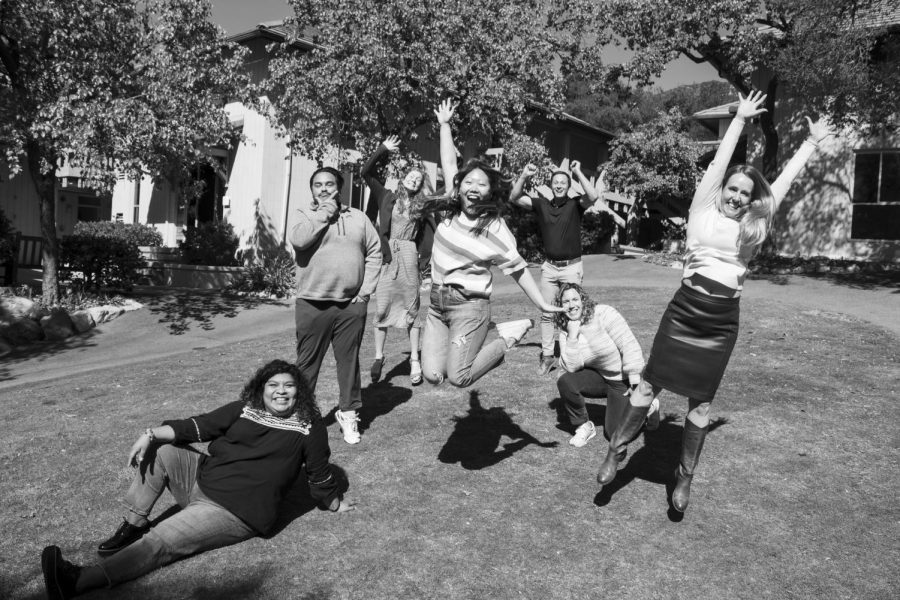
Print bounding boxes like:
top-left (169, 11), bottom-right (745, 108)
top-left (596, 401), bottom-right (650, 486)
top-left (671, 420), bottom-right (708, 512)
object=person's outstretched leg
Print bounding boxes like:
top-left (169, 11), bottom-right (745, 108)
top-left (445, 298), bottom-right (506, 387)
top-left (371, 326), bottom-right (387, 383)
top-left (557, 369), bottom-right (608, 447)
top-left (537, 262), bottom-right (558, 373)
top-left (408, 325), bottom-right (422, 385)
top-left (671, 397), bottom-right (711, 512)
top-left (422, 303), bottom-right (449, 385)
top-left (597, 379), bottom-right (658, 486)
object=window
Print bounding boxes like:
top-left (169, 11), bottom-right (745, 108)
top-left (851, 150), bottom-right (900, 240)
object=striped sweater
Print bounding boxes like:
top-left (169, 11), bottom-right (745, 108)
top-left (558, 305), bottom-right (645, 385)
top-left (431, 213), bottom-right (527, 297)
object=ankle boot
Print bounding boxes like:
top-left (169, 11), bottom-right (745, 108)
top-left (597, 402), bottom-right (650, 486)
top-left (671, 420), bottom-right (708, 512)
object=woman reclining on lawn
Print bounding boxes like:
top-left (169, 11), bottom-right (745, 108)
top-left (41, 359), bottom-right (353, 599)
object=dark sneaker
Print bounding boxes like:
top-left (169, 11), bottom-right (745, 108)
top-left (41, 545), bottom-right (81, 600)
top-left (369, 357), bottom-right (385, 383)
top-left (97, 520), bottom-right (149, 556)
top-left (537, 354), bottom-right (555, 376)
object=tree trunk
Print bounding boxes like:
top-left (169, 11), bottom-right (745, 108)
top-left (759, 76), bottom-right (780, 180)
top-left (26, 142), bottom-right (60, 305)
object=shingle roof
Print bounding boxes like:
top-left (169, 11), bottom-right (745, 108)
top-left (853, 0), bottom-right (900, 29)
top-left (692, 102), bottom-right (738, 120)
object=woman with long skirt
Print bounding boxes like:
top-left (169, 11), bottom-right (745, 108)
top-left (595, 91), bottom-right (832, 513)
top-left (362, 135), bottom-right (434, 386)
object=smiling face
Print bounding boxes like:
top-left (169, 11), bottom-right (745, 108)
top-left (402, 169), bottom-right (424, 193)
top-left (551, 172), bottom-right (571, 199)
top-left (720, 173), bottom-right (755, 221)
top-left (560, 288), bottom-right (583, 321)
top-left (458, 167), bottom-right (491, 215)
top-left (262, 373), bottom-right (298, 417)
top-left (311, 171), bottom-right (340, 204)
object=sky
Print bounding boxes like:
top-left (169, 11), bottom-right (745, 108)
top-left (209, 0), bottom-right (721, 91)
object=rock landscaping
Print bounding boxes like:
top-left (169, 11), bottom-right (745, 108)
top-left (0, 291), bottom-right (142, 357)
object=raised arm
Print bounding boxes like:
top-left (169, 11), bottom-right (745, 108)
top-left (570, 161), bottom-right (599, 206)
top-left (770, 116), bottom-right (833, 211)
top-left (693, 91), bottom-right (767, 211)
top-left (434, 99), bottom-right (459, 191)
top-left (509, 163), bottom-right (537, 209)
top-left (360, 135), bottom-right (400, 202)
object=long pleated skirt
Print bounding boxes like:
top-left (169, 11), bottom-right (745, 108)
top-left (373, 238), bottom-right (422, 329)
top-left (643, 284), bottom-right (740, 402)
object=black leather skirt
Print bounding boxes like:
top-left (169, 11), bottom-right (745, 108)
top-left (643, 284), bottom-right (740, 402)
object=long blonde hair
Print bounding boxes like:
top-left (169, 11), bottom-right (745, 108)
top-left (720, 165), bottom-right (775, 252)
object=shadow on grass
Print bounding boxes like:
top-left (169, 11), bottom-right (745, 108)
top-left (438, 391), bottom-right (558, 470)
top-left (747, 270), bottom-right (900, 291)
top-left (139, 290), bottom-right (285, 335)
top-left (592, 414), bottom-right (728, 519)
top-left (358, 360), bottom-right (414, 434)
top-left (0, 328), bottom-right (101, 382)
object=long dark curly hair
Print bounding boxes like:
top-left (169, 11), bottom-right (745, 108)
top-left (239, 359), bottom-right (320, 424)
top-left (421, 158), bottom-right (510, 236)
top-left (553, 283), bottom-right (596, 331)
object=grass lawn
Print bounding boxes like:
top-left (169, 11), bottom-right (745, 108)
top-left (1, 286), bottom-right (897, 599)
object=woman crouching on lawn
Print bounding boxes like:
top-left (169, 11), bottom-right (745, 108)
top-left (555, 283), bottom-right (659, 448)
top-left (41, 359), bottom-right (353, 599)
top-left (595, 91), bottom-right (833, 513)
top-left (421, 99), bottom-right (564, 387)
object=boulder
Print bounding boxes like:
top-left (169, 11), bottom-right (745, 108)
top-left (0, 296), bottom-right (38, 323)
top-left (0, 317), bottom-right (44, 345)
top-left (69, 309), bottom-right (96, 333)
top-left (41, 310), bottom-right (76, 341)
top-left (87, 306), bottom-right (112, 324)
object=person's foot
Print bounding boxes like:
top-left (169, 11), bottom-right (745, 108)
top-left (409, 359), bottom-right (423, 386)
top-left (97, 520), bottom-right (149, 556)
top-left (537, 353), bottom-right (555, 376)
top-left (335, 409), bottom-right (361, 444)
top-left (569, 421), bottom-right (596, 447)
top-left (42, 545), bottom-right (81, 600)
top-left (370, 357), bottom-right (385, 383)
top-left (645, 397), bottom-right (660, 431)
top-left (495, 319), bottom-right (534, 349)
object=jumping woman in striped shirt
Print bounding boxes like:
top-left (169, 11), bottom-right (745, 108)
top-left (421, 99), bottom-right (563, 388)
top-left (595, 91), bottom-right (832, 513)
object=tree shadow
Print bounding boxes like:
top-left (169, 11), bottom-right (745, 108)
top-left (592, 414), bottom-right (729, 521)
top-left (0, 328), bottom-right (101, 382)
top-left (438, 391), bottom-right (559, 470)
top-left (138, 290), bottom-right (284, 335)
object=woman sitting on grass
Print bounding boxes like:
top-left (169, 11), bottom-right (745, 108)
top-left (41, 359), bottom-right (353, 600)
top-left (595, 91), bottom-right (833, 513)
top-left (421, 99), bottom-right (564, 387)
top-left (555, 283), bottom-right (659, 448)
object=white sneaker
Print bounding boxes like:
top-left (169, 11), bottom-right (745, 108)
top-left (335, 410), bottom-right (361, 444)
top-left (645, 397), bottom-right (660, 431)
top-left (495, 319), bottom-right (534, 348)
top-left (569, 421), bottom-right (597, 447)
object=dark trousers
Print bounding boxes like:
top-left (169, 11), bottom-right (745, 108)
top-left (557, 369), bottom-right (629, 439)
top-left (295, 298), bottom-right (368, 412)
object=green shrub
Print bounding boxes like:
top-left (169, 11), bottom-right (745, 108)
top-left (73, 221), bottom-right (163, 247)
top-left (229, 247), bottom-right (296, 298)
top-left (60, 234), bottom-right (145, 292)
top-left (180, 222), bottom-right (239, 266)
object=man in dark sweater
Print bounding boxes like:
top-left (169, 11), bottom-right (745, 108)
top-left (509, 161), bottom-right (611, 375)
top-left (290, 167), bottom-right (382, 444)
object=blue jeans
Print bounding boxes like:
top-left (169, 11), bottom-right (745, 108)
top-left (422, 285), bottom-right (507, 387)
top-left (97, 445), bottom-right (255, 586)
top-left (539, 260), bottom-right (583, 357)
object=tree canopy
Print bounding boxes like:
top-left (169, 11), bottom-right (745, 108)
top-left (266, 0), bottom-right (610, 170)
top-left (579, 0), bottom-right (899, 176)
top-left (0, 0), bottom-right (249, 303)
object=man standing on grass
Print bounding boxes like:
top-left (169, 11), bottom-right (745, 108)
top-left (509, 161), bottom-right (616, 376)
top-left (290, 166), bottom-right (382, 445)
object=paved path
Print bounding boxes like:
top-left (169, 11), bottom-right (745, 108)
top-left (2, 255), bottom-right (896, 392)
